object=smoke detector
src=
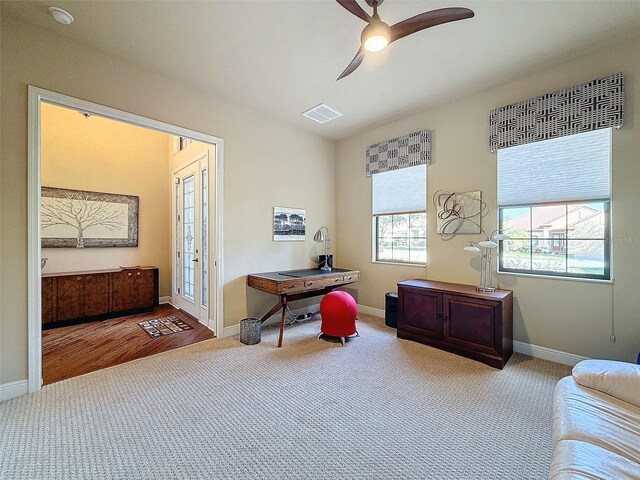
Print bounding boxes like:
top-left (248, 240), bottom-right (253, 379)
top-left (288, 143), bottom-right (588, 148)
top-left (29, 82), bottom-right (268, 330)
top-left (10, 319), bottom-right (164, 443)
top-left (49, 6), bottom-right (74, 25)
top-left (302, 103), bottom-right (342, 124)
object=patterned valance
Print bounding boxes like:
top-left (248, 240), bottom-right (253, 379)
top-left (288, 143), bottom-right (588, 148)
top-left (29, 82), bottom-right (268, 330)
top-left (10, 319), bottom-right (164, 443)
top-left (489, 72), bottom-right (624, 152)
top-left (366, 129), bottom-right (431, 176)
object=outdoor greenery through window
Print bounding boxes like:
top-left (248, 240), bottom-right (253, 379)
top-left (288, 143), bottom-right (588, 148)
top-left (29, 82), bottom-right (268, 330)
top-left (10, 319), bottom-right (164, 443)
top-left (372, 164), bottom-right (427, 265)
top-left (497, 128), bottom-right (611, 280)
top-left (376, 213), bottom-right (426, 264)
top-left (499, 202), bottom-right (610, 279)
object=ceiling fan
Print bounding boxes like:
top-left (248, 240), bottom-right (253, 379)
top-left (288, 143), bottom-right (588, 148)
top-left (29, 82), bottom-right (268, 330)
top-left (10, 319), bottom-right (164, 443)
top-left (336, 0), bottom-right (474, 80)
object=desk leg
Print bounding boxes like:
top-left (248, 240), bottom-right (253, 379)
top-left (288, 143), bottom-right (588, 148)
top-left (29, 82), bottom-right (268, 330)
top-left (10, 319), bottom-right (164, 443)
top-left (260, 301), bottom-right (284, 323)
top-left (278, 296), bottom-right (287, 348)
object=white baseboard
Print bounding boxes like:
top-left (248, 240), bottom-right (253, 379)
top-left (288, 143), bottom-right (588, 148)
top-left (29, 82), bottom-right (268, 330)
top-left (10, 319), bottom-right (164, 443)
top-left (159, 296), bottom-right (172, 305)
top-left (355, 303), bottom-right (585, 367)
top-left (513, 340), bottom-right (588, 367)
top-left (223, 324), bottom-right (240, 337)
top-left (357, 304), bottom-right (385, 318)
top-left (0, 380), bottom-right (29, 401)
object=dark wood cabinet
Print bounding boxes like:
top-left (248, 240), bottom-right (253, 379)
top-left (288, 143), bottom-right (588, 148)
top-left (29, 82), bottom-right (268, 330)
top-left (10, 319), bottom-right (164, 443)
top-left (135, 269), bottom-right (156, 308)
top-left (56, 275), bottom-right (86, 321)
top-left (112, 270), bottom-right (137, 312)
top-left (400, 287), bottom-right (442, 340)
top-left (398, 280), bottom-right (513, 369)
top-left (42, 267), bottom-right (159, 328)
top-left (41, 277), bottom-right (56, 325)
top-left (84, 273), bottom-right (110, 317)
top-left (112, 269), bottom-right (156, 312)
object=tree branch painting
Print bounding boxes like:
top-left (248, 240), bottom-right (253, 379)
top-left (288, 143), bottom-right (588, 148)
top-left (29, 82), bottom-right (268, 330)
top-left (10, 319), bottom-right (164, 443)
top-left (41, 187), bottom-right (139, 248)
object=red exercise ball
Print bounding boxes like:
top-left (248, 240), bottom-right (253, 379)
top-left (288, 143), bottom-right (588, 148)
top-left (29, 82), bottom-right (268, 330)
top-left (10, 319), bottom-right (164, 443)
top-left (319, 290), bottom-right (358, 340)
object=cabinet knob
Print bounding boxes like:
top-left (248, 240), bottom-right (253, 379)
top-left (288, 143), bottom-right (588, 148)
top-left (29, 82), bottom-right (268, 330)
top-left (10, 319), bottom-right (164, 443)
top-left (77, 276), bottom-right (82, 281)
top-left (137, 272), bottom-right (141, 276)
top-left (442, 315), bottom-right (448, 321)
top-left (128, 272), bottom-right (132, 276)
top-left (436, 313), bottom-right (442, 320)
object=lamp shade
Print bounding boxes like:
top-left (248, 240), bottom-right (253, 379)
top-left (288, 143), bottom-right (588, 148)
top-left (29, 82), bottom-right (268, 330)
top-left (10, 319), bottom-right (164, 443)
top-left (313, 227), bottom-right (327, 243)
top-left (478, 240), bottom-right (498, 249)
top-left (463, 243), bottom-right (480, 253)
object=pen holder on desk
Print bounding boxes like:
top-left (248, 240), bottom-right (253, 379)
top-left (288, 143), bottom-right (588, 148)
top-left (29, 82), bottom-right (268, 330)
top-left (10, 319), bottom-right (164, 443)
top-left (318, 255), bottom-right (333, 270)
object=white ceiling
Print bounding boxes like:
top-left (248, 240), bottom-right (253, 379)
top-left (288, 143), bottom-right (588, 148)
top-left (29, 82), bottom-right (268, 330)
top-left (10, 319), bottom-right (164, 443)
top-left (4, 0), bottom-right (640, 140)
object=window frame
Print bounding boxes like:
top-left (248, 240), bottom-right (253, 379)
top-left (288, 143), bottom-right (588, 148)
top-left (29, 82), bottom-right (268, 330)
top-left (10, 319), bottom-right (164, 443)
top-left (373, 210), bottom-right (427, 266)
top-left (498, 200), bottom-right (611, 281)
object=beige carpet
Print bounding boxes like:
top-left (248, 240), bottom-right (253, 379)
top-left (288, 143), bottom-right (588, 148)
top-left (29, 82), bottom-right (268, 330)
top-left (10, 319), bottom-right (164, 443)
top-left (0, 314), bottom-right (570, 479)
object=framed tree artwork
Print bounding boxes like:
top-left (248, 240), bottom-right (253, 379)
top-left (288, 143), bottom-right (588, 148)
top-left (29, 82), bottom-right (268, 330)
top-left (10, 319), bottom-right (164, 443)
top-left (41, 187), bottom-right (139, 248)
top-left (273, 206), bottom-right (306, 241)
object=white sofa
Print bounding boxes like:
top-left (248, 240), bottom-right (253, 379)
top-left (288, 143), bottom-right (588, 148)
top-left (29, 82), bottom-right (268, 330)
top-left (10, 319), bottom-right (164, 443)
top-left (550, 359), bottom-right (640, 479)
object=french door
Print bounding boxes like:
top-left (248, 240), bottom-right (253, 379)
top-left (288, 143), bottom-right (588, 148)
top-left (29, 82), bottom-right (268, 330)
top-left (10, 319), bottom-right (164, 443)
top-left (173, 155), bottom-right (210, 324)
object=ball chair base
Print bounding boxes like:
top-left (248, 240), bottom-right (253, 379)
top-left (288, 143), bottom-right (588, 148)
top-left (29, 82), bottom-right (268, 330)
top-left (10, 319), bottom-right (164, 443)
top-left (317, 331), bottom-right (360, 347)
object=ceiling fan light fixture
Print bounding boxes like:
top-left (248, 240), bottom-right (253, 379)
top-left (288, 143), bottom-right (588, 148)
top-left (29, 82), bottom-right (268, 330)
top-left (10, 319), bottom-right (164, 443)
top-left (361, 20), bottom-right (391, 52)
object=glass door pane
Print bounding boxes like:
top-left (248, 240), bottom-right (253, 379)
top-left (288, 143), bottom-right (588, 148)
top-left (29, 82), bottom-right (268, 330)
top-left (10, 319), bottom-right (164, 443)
top-left (182, 175), bottom-right (195, 301)
top-left (201, 168), bottom-right (208, 308)
top-left (174, 180), bottom-right (180, 295)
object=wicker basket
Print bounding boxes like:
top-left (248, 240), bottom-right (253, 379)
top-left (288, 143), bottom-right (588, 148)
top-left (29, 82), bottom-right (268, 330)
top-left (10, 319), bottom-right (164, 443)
top-left (239, 317), bottom-right (261, 345)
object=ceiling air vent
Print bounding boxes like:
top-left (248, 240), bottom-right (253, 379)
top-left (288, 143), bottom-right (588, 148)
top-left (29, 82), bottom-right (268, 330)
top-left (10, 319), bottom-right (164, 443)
top-left (302, 103), bottom-right (342, 124)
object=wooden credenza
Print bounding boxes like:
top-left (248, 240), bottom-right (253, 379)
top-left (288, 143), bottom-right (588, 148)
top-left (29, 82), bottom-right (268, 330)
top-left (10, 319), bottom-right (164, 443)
top-left (397, 279), bottom-right (513, 369)
top-left (42, 267), bottom-right (159, 328)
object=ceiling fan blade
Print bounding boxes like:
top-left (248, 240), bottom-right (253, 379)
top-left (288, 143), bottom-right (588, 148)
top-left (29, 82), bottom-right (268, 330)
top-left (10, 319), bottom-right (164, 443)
top-left (337, 47), bottom-right (366, 80)
top-left (390, 7), bottom-right (474, 43)
top-left (336, 0), bottom-right (371, 23)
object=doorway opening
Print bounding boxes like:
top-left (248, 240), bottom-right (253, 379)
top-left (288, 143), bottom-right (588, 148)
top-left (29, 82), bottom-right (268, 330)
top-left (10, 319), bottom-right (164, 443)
top-left (28, 87), bottom-right (224, 390)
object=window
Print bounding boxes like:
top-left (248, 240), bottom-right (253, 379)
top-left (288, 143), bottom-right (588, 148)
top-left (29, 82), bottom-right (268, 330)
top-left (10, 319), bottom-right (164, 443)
top-left (497, 129), bottom-right (611, 280)
top-left (373, 165), bottom-right (426, 265)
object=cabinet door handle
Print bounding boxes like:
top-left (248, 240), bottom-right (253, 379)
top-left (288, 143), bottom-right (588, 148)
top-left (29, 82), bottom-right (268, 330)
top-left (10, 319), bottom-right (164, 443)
top-left (192, 258), bottom-right (199, 263)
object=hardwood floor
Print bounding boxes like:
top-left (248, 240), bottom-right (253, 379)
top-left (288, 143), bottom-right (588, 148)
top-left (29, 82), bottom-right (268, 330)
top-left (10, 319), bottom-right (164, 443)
top-left (42, 304), bottom-right (215, 385)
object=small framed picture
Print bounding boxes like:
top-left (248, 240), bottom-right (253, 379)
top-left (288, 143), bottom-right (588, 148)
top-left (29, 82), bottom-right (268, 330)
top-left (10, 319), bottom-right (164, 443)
top-left (273, 207), bottom-right (306, 241)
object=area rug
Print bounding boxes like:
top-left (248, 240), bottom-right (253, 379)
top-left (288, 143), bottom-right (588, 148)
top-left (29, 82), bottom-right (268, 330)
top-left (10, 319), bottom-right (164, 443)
top-left (138, 315), bottom-right (193, 337)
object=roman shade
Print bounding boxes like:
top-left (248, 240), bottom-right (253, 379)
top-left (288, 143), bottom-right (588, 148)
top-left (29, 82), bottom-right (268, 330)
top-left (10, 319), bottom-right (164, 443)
top-left (489, 72), bottom-right (624, 152)
top-left (366, 130), bottom-right (431, 176)
top-left (373, 165), bottom-right (426, 215)
top-left (497, 128), bottom-right (611, 206)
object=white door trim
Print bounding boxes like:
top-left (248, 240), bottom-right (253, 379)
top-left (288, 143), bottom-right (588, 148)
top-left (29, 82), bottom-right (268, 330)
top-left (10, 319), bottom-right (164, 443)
top-left (27, 86), bottom-right (225, 393)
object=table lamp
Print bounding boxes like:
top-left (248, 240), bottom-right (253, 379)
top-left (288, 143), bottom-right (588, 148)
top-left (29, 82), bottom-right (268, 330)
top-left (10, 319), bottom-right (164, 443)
top-left (463, 229), bottom-right (510, 292)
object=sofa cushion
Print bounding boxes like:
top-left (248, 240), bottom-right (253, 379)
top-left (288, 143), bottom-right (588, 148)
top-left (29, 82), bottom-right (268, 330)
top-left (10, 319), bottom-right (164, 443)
top-left (553, 376), bottom-right (640, 464)
top-left (549, 439), bottom-right (640, 480)
top-left (573, 359), bottom-right (640, 408)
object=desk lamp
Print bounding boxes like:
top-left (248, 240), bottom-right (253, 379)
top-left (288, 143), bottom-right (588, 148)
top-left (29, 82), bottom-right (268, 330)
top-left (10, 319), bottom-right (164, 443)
top-left (313, 226), bottom-right (332, 271)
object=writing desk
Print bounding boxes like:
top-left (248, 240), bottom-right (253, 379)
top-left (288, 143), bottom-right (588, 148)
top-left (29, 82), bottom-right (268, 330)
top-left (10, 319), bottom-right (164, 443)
top-left (247, 268), bottom-right (360, 347)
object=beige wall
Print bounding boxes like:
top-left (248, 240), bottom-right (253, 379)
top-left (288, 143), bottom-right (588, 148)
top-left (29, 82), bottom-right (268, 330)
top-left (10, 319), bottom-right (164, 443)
top-left (40, 103), bottom-right (172, 296)
top-left (0, 14), bottom-right (335, 384)
top-left (336, 38), bottom-right (640, 363)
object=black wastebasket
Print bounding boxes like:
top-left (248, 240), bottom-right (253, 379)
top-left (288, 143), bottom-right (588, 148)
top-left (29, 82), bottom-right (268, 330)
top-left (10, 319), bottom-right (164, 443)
top-left (385, 292), bottom-right (398, 328)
